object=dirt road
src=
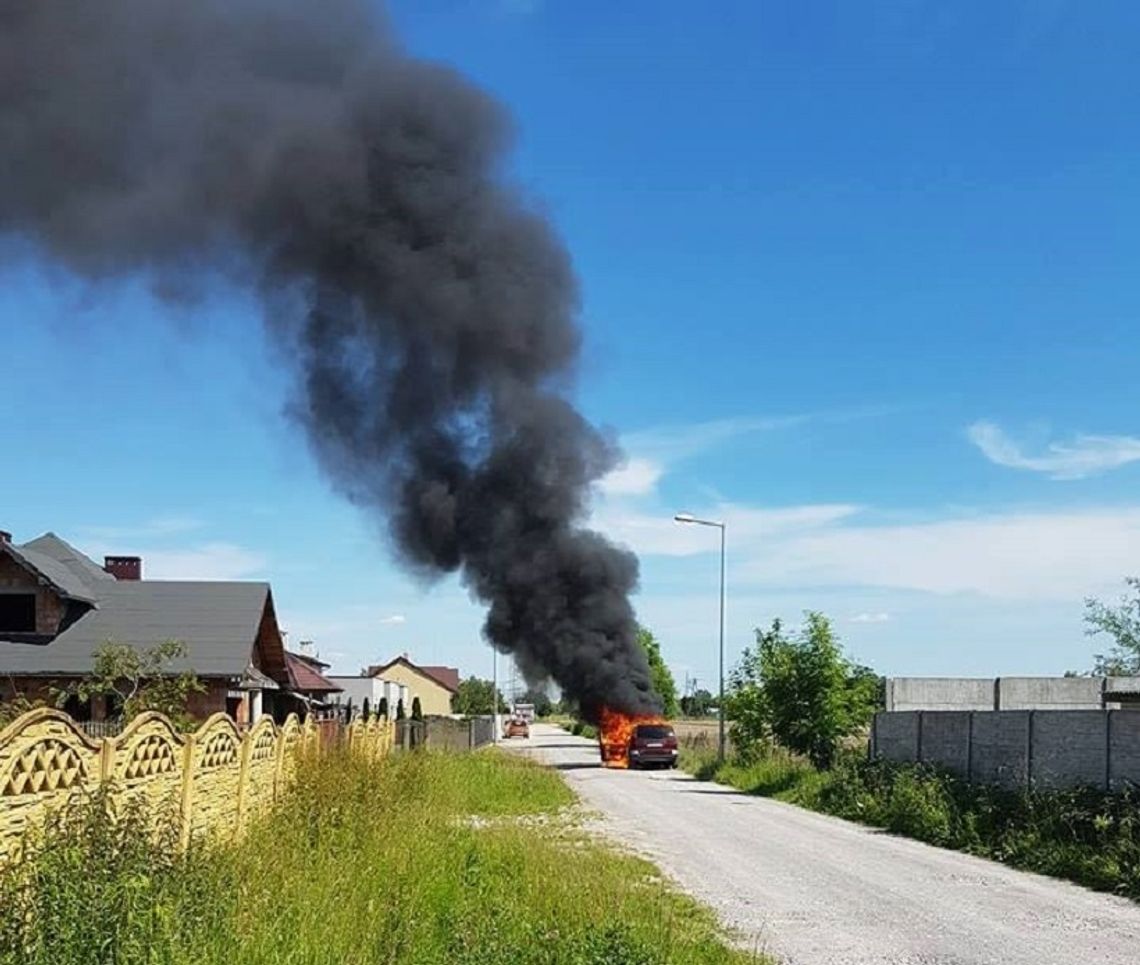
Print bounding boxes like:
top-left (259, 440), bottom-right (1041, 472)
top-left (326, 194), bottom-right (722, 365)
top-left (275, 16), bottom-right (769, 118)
top-left (510, 723), bottom-right (1140, 965)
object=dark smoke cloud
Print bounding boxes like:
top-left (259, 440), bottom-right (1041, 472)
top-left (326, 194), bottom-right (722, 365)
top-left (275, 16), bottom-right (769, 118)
top-left (0, 0), bottom-right (659, 718)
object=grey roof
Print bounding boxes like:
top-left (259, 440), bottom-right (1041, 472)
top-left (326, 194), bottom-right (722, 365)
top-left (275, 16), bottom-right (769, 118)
top-left (3, 540), bottom-right (100, 604)
top-left (0, 580), bottom-right (271, 678)
top-left (239, 665), bottom-right (280, 691)
top-left (20, 533), bottom-right (116, 591)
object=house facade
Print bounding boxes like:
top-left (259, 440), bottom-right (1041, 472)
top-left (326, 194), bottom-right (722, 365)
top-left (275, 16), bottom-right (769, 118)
top-left (0, 530), bottom-right (299, 725)
top-left (351, 655), bottom-right (460, 717)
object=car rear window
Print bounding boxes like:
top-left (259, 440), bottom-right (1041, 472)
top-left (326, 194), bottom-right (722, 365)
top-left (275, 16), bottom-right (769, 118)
top-left (635, 725), bottom-right (674, 739)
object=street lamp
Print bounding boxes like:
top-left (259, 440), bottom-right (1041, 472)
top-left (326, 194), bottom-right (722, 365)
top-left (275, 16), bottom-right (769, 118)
top-left (674, 512), bottom-right (727, 764)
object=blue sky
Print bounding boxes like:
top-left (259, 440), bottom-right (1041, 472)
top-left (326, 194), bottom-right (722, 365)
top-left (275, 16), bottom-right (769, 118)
top-left (3, 1), bottom-right (1139, 691)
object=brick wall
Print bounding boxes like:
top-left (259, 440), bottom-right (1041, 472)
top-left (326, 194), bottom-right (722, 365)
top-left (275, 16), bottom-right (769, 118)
top-left (0, 555), bottom-right (67, 635)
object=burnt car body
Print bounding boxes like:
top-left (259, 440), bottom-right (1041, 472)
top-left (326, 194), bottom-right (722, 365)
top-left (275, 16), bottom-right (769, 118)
top-left (627, 723), bottom-right (678, 768)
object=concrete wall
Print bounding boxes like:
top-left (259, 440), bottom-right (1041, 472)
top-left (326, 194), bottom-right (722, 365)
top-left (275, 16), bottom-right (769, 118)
top-left (886, 677), bottom-right (993, 711)
top-left (998, 677), bottom-right (1103, 710)
top-left (886, 676), bottom-right (1140, 712)
top-left (872, 709), bottom-right (1140, 791)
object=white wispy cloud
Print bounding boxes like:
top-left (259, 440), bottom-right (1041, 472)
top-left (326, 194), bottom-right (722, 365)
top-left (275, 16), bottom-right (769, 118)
top-left (80, 515), bottom-right (205, 541)
top-left (592, 501), bottom-right (859, 557)
top-left (138, 542), bottom-right (268, 580)
top-left (851, 612), bottom-right (891, 624)
top-left (378, 614), bottom-right (406, 626)
top-left (597, 457), bottom-right (663, 496)
top-left (967, 420), bottom-right (1140, 480)
top-left (596, 414), bottom-right (807, 499)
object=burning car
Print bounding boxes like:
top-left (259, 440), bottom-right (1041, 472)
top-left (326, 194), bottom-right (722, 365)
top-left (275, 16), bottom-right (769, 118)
top-left (597, 708), bottom-right (678, 769)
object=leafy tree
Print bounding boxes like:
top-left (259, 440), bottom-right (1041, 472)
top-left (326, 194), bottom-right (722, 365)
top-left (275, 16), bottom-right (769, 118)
top-left (727, 613), bottom-right (878, 769)
top-left (0, 693), bottom-right (44, 727)
top-left (377, 696), bottom-right (389, 720)
top-left (54, 639), bottom-right (205, 731)
top-left (362, 697), bottom-right (371, 721)
top-left (344, 698), bottom-right (353, 723)
top-left (637, 626), bottom-right (678, 717)
top-left (518, 687), bottom-right (553, 718)
top-left (1085, 577), bottom-right (1140, 676)
top-left (395, 698), bottom-right (406, 721)
top-left (411, 696), bottom-right (423, 721)
top-left (680, 688), bottom-right (715, 717)
top-left (450, 676), bottom-right (507, 715)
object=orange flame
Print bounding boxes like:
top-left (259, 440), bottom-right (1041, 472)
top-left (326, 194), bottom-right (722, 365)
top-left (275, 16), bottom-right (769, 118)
top-left (598, 706), bottom-right (664, 769)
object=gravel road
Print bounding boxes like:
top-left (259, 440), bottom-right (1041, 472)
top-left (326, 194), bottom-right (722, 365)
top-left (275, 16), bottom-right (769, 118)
top-left (509, 723), bottom-right (1140, 965)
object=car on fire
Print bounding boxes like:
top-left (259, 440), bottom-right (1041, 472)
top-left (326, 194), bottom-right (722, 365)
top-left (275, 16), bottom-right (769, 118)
top-left (626, 722), bottom-right (678, 769)
top-left (502, 716), bottom-right (530, 739)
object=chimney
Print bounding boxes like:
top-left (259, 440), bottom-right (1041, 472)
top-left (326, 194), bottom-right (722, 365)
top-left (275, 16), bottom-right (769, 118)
top-left (0, 531), bottom-right (10, 544)
top-left (104, 555), bottom-right (142, 581)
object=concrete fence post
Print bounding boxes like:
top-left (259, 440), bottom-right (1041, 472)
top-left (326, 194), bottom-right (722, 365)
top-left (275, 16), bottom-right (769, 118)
top-left (99, 737), bottom-right (114, 784)
top-left (236, 729), bottom-right (252, 830)
top-left (1105, 710), bottom-right (1113, 791)
top-left (179, 734), bottom-right (196, 851)
top-left (1026, 710), bottom-right (1035, 790)
top-left (966, 712), bottom-right (975, 783)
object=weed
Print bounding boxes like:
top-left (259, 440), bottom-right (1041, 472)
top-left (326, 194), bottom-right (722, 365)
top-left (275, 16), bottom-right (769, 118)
top-left (1, 749), bottom-right (762, 964)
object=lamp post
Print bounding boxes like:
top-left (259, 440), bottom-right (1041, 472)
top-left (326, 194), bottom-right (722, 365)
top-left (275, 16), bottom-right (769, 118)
top-left (674, 512), bottom-right (727, 764)
top-left (491, 644), bottom-right (499, 745)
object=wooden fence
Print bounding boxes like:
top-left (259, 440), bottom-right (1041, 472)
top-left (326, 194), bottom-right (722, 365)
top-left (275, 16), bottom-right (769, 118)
top-left (0, 707), bottom-right (393, 862)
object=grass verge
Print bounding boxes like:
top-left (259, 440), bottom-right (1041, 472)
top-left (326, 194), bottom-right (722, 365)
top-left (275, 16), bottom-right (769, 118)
top-left (1, 747), bottom-right (763, 964)
top-left (682, 744), bottom-right (1140, 900)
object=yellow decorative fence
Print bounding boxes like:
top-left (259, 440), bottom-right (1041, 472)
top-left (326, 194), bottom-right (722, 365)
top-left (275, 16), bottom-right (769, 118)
top-left (0, 708), bottom-right (393, 862)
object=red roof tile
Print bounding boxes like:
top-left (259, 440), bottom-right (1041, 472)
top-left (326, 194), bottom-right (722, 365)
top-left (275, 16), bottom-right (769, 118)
top-left (420, 665), bottom-right (460, 693)
top-left (285, 651), bottom-right (342, 693)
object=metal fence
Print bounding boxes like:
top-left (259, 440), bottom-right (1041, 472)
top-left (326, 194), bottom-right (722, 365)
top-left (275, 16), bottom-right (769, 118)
top-left (79, 719), bottom-right (124, 739)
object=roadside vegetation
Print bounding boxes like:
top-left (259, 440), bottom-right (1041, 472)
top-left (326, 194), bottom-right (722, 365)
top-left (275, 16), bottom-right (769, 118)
top-left (682, 602), bottom-right (1140, 901)
top-left (1, 747), bottom-right (762, 965)
top-left (683, 743), bottom-right (1140, 900)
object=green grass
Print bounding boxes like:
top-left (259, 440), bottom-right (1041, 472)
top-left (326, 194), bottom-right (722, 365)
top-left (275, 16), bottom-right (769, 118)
top-left (682, 743), bottom-right (1140, 900)
top-left (1, 748), bottom-right (764, 964)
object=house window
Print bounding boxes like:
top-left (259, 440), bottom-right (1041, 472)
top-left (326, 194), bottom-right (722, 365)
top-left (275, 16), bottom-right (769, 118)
top-left (0, 593), bottom-right (36, 633)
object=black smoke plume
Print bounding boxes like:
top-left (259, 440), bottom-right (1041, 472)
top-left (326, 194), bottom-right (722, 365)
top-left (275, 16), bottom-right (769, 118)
top-left (0, 0), bottom-right (660, 719)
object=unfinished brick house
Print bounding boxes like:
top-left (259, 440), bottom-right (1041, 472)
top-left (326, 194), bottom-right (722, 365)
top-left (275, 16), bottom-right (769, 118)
top-left (0, 529), bottom-right (322, 725)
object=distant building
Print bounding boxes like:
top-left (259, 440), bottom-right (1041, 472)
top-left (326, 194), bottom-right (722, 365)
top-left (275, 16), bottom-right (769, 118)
top-left (327, 654), bottom-right (461, 719)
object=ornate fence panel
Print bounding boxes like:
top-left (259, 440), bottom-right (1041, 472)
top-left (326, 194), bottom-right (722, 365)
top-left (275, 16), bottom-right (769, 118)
top-left (0, 708), bottom-right (391, 863)
top-left (111, 712), bottom-right (184, 826)
top-left (187, 713), bottom-right (243, 840)
top-left (0, 709), bottom-right (103, 862)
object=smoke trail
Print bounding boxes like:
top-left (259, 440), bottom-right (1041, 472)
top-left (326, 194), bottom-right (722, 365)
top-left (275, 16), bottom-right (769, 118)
top-left (0, 0), bottom-right (659, 717)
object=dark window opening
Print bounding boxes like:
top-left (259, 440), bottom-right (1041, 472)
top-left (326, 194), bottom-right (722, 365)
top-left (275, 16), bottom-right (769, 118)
top-left (62, 693), bottom-right (92, 721)
top-left (634, 725), bottom-right (674, 740)
top-left (0, 594), bottom-right (36, 633)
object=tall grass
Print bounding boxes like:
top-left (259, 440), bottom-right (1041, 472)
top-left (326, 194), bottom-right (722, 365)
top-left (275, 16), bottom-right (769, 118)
top-left (683, 743), bottom-right (1140, 900)
top-left (1, 749), bottom-right (762, 964)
